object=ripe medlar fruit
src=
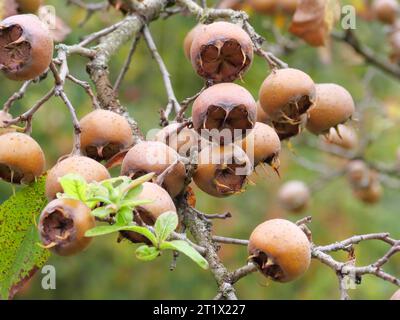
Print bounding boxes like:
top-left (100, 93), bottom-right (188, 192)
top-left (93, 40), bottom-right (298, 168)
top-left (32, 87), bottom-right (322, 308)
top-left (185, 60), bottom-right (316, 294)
top-left (38, 198), bottom-right (95, 256)
top-left (183, 24), bottom-right (203, 60)
top-left (390, 289), bottom-right (400, 300)
top-left (190, 21), bottom-right (253, 83)
top-left (346, 160), bottom-right (370, 188)
top-left (272, 120), bottom-right (303, 141)
top-left (238, 122), bottom-right (281, 168)
top-left (121, 141), bottom-right (186, 197)
top-left (79, 109), bottom-right (133, 161)
top-left (154, 122), bottom-right (202, 157)
top-left (0, 14), bottom-right (54, 81)
top-left (121, 182), bottom-right (178, 243)
top-left (45, 155), bottom-right (111, 200)
top-left (353, 180), bottom-right (383, 204)
top-left (193, 144), bottom-right (253, 198)
top-left (0, 0), bottom-right (18, 19)
top-left (322, 124), bottom-right (358, 150)
top-left (15, 0), bottom-right (41, 13)
top-left (258, 68), bottom-right (316, 130)
top-left (192, 82), bottom-right (257, 144)
top-left (306, 83), bottom-right (355, 135)
top-left (277, 180), bottom-right (310, 213)
top-left (372, 0), bottom-right (399, 24)
top-left (0, 110), bottom-right (15, 135)
top-left (0, 132), bottom-right (45, 184)
top-left (248, 218), bottom-right (311, 282)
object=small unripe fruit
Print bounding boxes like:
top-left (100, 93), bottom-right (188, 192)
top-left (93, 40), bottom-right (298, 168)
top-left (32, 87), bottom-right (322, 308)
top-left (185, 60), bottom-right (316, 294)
top-left (0, 14), bottom-right (54, 81)
top-left (248, 219), bottom-right (311, 282)
top-left (259, 68), bottom-right (316, 122)
top-left (306, 84), bottom-right (355, 135)
top-left (121, 182), bottom-right (178, 243)
top-left (121, 141), bottom-right (186, 197)
top-left (322, 124), bottom-right (358, 150)
top-left (390, 289), bottom-right (400, 300)
top-left (190, 22), bottom-right (253, 83)
top-left (183, 24), bottom-right (203, 60)
top-left (346, 160), bottom-right (370, 188)
top-left (79, 109), bottom-right (133, 161)
top-left (38, 198), bottom-right (95, 256)
top-left (192, 83), bottom-right (257, 144)
top-left (353, 180), bottom-right (383, 204)
top-left (372, 0), bottom-right (399, 24)
top-left (46, 156), bottom-right (110, 200)
top-left (0, 110), bottom-right (15, 135)
top-left (0, 0), bottom-right (18, 19)
top-left (193, 144), bottom-right (252, 197)
top-left (0, 132), bottom-right (45, 184)
top-left (278, 180), bottom-right (310, 213)
top-left (238, 122), bottom-right (281, 167)
top-left (154, 122), bottom-right (201, 157)
top-left (15, 0), bottom-right (41, 13)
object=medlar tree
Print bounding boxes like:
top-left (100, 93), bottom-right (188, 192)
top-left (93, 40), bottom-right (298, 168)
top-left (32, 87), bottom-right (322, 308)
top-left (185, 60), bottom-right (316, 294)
top-left (0, 0), bottom-right (399, 300)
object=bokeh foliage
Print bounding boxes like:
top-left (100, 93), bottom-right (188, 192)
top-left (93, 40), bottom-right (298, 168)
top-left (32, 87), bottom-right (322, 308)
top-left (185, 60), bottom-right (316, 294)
top-left (0, 0), bottom-right (399, 299)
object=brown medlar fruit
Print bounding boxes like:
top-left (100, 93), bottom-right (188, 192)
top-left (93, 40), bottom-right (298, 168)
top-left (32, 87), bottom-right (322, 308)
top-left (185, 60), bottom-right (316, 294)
top-left (258, 68), bottom-right (316, 124)
top-left (79, 109), bottom-right (133, 161)
top-left (121, 141), bottom-right (186, 198)
top-left (0, 14), bottom-right (54, 81)
top-left (38, 198), bottom-right (95, 256)
top-left (192, 82), bottom-right (257, 144)
top-left (121, 182), bottom-right (178, 243)
top-left (322, 124), bottom-right (358, 150)
top-left (353, 180), bottom-right (383, 204)
top-left (190, 21), bottom-right (254, 83)
top-left (154, 122), bottom-right (202, 157)
top-left (306, 83), bottom-right (355, 135)
top-left (15, 0), bottom-right (41, 13)
top-left (372, 0), bottom-right (399, 24)
top-left (346, 160), bottom-right (370, 188)
top-left (45, 155), bottom-right (111, 200)
top-left (278, 180), bottom-right (310, 213)
top-left (193, 144), bottom-right (253, 197)
top-left (0, 132), bottom-right (45, 184)
top-left (248, 219), bottom-right (311, 282)
top-left (272, 118), bottom-right (304, 141)
top-left (238, 122), bottom-right (281, 168)
top-left (247, 0), bottom-right (277, 14)
top-left (183, 24), bottom-right (203, 60)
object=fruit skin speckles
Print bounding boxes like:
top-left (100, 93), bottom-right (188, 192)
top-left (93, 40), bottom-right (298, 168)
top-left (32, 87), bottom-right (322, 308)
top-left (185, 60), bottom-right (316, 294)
top-left (38, 198), bottom-right (95, 256)
top-left (0, 14), bottom-right (54, 81)
top-left (248, 218), bottom-right (311, 282)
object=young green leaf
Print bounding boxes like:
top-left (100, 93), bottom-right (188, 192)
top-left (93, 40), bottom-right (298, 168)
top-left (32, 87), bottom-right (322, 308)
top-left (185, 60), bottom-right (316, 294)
top-left (136, 245), bottom-right (160, 261)
top-left (154, 211), bottom-right (178, 243)
top-left (91, 206), bottom-right (115, 219)
top-left (160, 240), bottom-right (208, 270)
top-left (58, 173), bottom-right (87, 201)
top-left (117, 206), bottom-right (133, 225)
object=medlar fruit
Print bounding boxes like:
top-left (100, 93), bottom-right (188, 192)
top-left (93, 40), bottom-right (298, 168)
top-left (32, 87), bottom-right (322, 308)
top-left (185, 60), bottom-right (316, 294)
top-left (272, 120), bottom-right (303, 141)
top-left (322, 124), bottom-right (358, 150)
top-left (121, 182), bottom-right (178, 243)
top-left (192, 82), bottom-right (257, 144)
top-left (121, 141), bottom-right (186, 198)
top-left (45, 155), bottom-right (110, 200)
top-left (238, 122), bottom-right (281, 168)
top-left (190, 21), bottom-right (254, 83)
top-left (247, 0), bottom-right (277, 14)
top-left (256, 101), bottom-right (271, 125)
top-left (0, 14), bottom-right (54, 81)
top-left (353, 179), bottom-right (383, 204)
top-left (306, 83), bottom-right (355, 135)
top-left (38, 198), bottom-right (95, 256)
top-left (183, 24), bottom-right (203, 60)
top-left (193, 144), bottom-right (253, 198)
top-left (154, 122), bottom-right (202, 157)
top-left (15, 0), bottom-right (41, 13)
top-left (258, 68), bottom-right (316, 126)
top-left (346, 160), bottom-right (370, 188)
top-left (248, 218), bottom-right (311, 282)
top-left (278, 180), bottom-right (310, 213)
top-left (390, 289), bottom-right (400, 300)
top-left (0, 132), bottom-right (45, 184)
top-left (372, 0), bottom-right (399, 24)
top-left (79, 109), bottom-right (133, 161)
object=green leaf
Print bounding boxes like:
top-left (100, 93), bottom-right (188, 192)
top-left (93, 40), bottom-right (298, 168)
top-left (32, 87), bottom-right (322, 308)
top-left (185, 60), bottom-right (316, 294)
top-left (91, 206), bottom-right (115, 219)
top-left (85, 225), bottom-right (158, 246)
top-left (58, 173), bottom-right (87, 201)
top-left (155, 211), bottom-right (178, 243)
top-left (160, 241), bottom-right (209, 270)
top-left (0, 176), bottom-right (50, 299)
top-left (135, 245), bottom-right (160, 261)
top-left (118, 206), bottom-right (133, 225)
top-left (119, 199), bottom-right (153, 208)
top-left (123, 185), bottom-right (143, 201)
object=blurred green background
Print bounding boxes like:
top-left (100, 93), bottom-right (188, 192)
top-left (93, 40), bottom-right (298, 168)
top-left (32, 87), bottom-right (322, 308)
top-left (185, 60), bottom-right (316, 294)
top-left (1, 0), bottom-right (400, 299)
